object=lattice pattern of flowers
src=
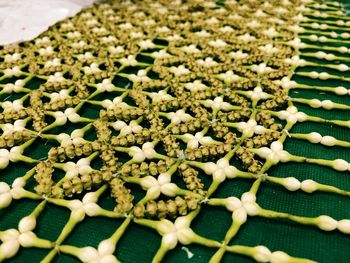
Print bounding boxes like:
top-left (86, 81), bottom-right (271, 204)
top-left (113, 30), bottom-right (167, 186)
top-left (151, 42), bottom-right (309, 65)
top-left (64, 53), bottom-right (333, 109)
top-left (0, 0), bottom-right (350, 262)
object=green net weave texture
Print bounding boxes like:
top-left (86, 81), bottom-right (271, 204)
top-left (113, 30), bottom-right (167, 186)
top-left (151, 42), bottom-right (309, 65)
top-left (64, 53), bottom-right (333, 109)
top-left (0, 0), bottom-right (350, 262)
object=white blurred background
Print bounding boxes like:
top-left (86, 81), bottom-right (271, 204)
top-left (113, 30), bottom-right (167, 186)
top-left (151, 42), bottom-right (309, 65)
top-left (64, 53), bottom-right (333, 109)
top-left (0, 0), bottom-right (96, 45)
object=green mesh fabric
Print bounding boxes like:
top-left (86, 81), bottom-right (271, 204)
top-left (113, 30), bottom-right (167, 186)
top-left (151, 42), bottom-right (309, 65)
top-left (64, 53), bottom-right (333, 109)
top-left (0, 0), bottom-right (350, 263)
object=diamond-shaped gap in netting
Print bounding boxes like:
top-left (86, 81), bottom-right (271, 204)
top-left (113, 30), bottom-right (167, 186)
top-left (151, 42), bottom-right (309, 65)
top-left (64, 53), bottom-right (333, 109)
top-left (1, 0), bottom-right (350, 262)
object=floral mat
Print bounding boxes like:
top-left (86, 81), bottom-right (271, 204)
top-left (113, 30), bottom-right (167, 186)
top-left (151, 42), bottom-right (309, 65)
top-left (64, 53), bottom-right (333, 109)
top-left (0, 0), bottom-right (350, 262)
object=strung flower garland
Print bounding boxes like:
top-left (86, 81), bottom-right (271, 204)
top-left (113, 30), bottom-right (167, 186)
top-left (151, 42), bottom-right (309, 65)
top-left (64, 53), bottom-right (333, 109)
top-left (0, 0), bottom-right (350, 262)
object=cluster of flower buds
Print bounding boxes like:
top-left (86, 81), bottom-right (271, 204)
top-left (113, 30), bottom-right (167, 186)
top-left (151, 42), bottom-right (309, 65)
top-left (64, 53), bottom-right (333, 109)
top-left (93, 120), bottom-right (112, 143)
top-left (169, 119), bottom-right (204, 135)
top-left (110, 178), bottom-right (134, 215)
top-left (243, 131), bottom-right (281, 149)
top-left (60, 170), bottom-right (103, 198)
top-left (236, 147), bottom-right (263, 173)
top-left (26, 108), bottom-right (47, 131)
top-left (178, 163), bottom-right (206, 196)
top-left (225, 92), bottom-right (250, 107)
top-left (256, 112), bottom-right (282, 130)
top-left (110, 129), bottom-right (151, 147)
top-left (43, 96), bottom-right (80, 111)
top-left (33, 161), bottom-right (55, 197)
top-left (258, 90), bottom-right (287, 110)
top-left (0, 130), bottom-right (33, 148)
top-left (48, 143), bottom-right (95, 163)
top-left (154, 99), bottom-right (180, 112)
top-left (0, 109), bottom-right (28, 124)
top-left (121, 160), bottom-right (172, 178)
top-left (133, 195), bottom-right (199, 219)
top-left (161, 135), bottom-right (180, 157)
top-left (42, 77), bottom-right (72, 93)
top-left (218, 107), bottom-right (252, 122)
top-left (29, 90), bottom-right (44, 109)
top-left (186, 143), bottom-right (232, 162)
top-left (128, 89), bottom-right (150, 109)
top-left (100, 107), bottom-right (144, 122)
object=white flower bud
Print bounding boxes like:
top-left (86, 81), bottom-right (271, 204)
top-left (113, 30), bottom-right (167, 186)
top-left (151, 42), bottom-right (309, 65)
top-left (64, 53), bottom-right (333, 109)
top-left (12, 178), bottom-right (25, 188)
top-left (213, 169), bottom-right (226, 182)
top-left (336, 20), bottom-right (344, 26)
top-left (77, 247), bottom-right (99, 262)
top-left (54, 112), bottom-right (68, 125)
top-left (161, 183), bottom-right (178, 197)
top-left (331, 32), bottom-right (338, 38)
top-left (309, 34), bottom-right (318, 41)
top-left (225, 166), bottom-right (237, 179)
top-left (337, 64), bottom-right (348, 72)
top-left (320, 24), bottom-right (328, 30)
top-left (143, 148), bottom-right (155, 159)
top-left (71, 208), bottom-right (86, 222)
top-left (319, 72), bottom-right (329, 80)
top-left (157, 219), bottom-right (175, 235)
top-left (71, 129), bottom-right (84, 138)
top-left (82, 192), bottom-right (98, 204)
top-left (0, 240), bottom-right (20, 258)
top-left (19, 215), bottom-right (36, 232)
top-left (301, 180), bottom-right (317, 193)
top-left (241, 192), bottom-right (256, 203)
top-left (0, 191), bottom-right (12, 209)
top-left (253, 246), bottom-right (271, 262)
top-left (177, 228), bottom-right (194, 245)
top-left (320, 136), bottom-right (336, 146)
top-left (337, 219), bottom-right (350, 234)
top-left (187, 139), bottom-right (199, 150)
top-left (84, 203), bottom-right (100, 216)
top-left (133, 151), bottom-right (146, 163)
top-left (232, 207), bottom-right (247, 224)
top-left (10, 187), bottom-right (26, 199)
top-left (18, 232), bottom-right (37, 247)
top-left (100, 254), bottom-right (118, 263)
top-left (282, 177), bottom-right (300, 191)
top-left (332, 159), bottom-right (349, 171)
top-left (162, 233), bottom-right (178, 249)
top-left (140, 176), bottom-right (157, 189)
top-left (308, 132), bottom-right (322, 143)
top-left (0, 182), bottom-right (10, 193)
top-left (338, 46), bottom-right (348, 53)
top-left (9, 147), bottom-right (23, 163)
top-left (113, 121), bottom-right (126, 130)
top-left (270, 251), bottom-right (290, 263)
top-left (318, 36), bottom-right (327, 43)
top-left (225, 197), bottom-right (242, 212)
top-left (203, 162), bottom-right (217, 175)
top-left (315, 51), bottom-right (326, 59)
top-left (0, 182), bottom-right (12, 208)
top-left (309, 71), bottom-right (319, 79)
top-left (2, 229), bottom-right (19, 242)
top-left (335, 86), bottom-right (347, 95)
top-left (64, 108), bottom-right (80, 123)
top-left (309, 99), bottom-right (321, 108)
top-left (321, 100), bottom-right (333, 110)
top-left (98, 239), bottom-right (115, 255)
top-left (244, 202), bottom-right (259, 216)
top-left (0, 149), bottom-right (10, 169)
top-left (341, 32), bottom-right (350, 39)
top-left (169, 65), bottom-right (190, 76)
top-left (317, 215), bottom-right (337, 231)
